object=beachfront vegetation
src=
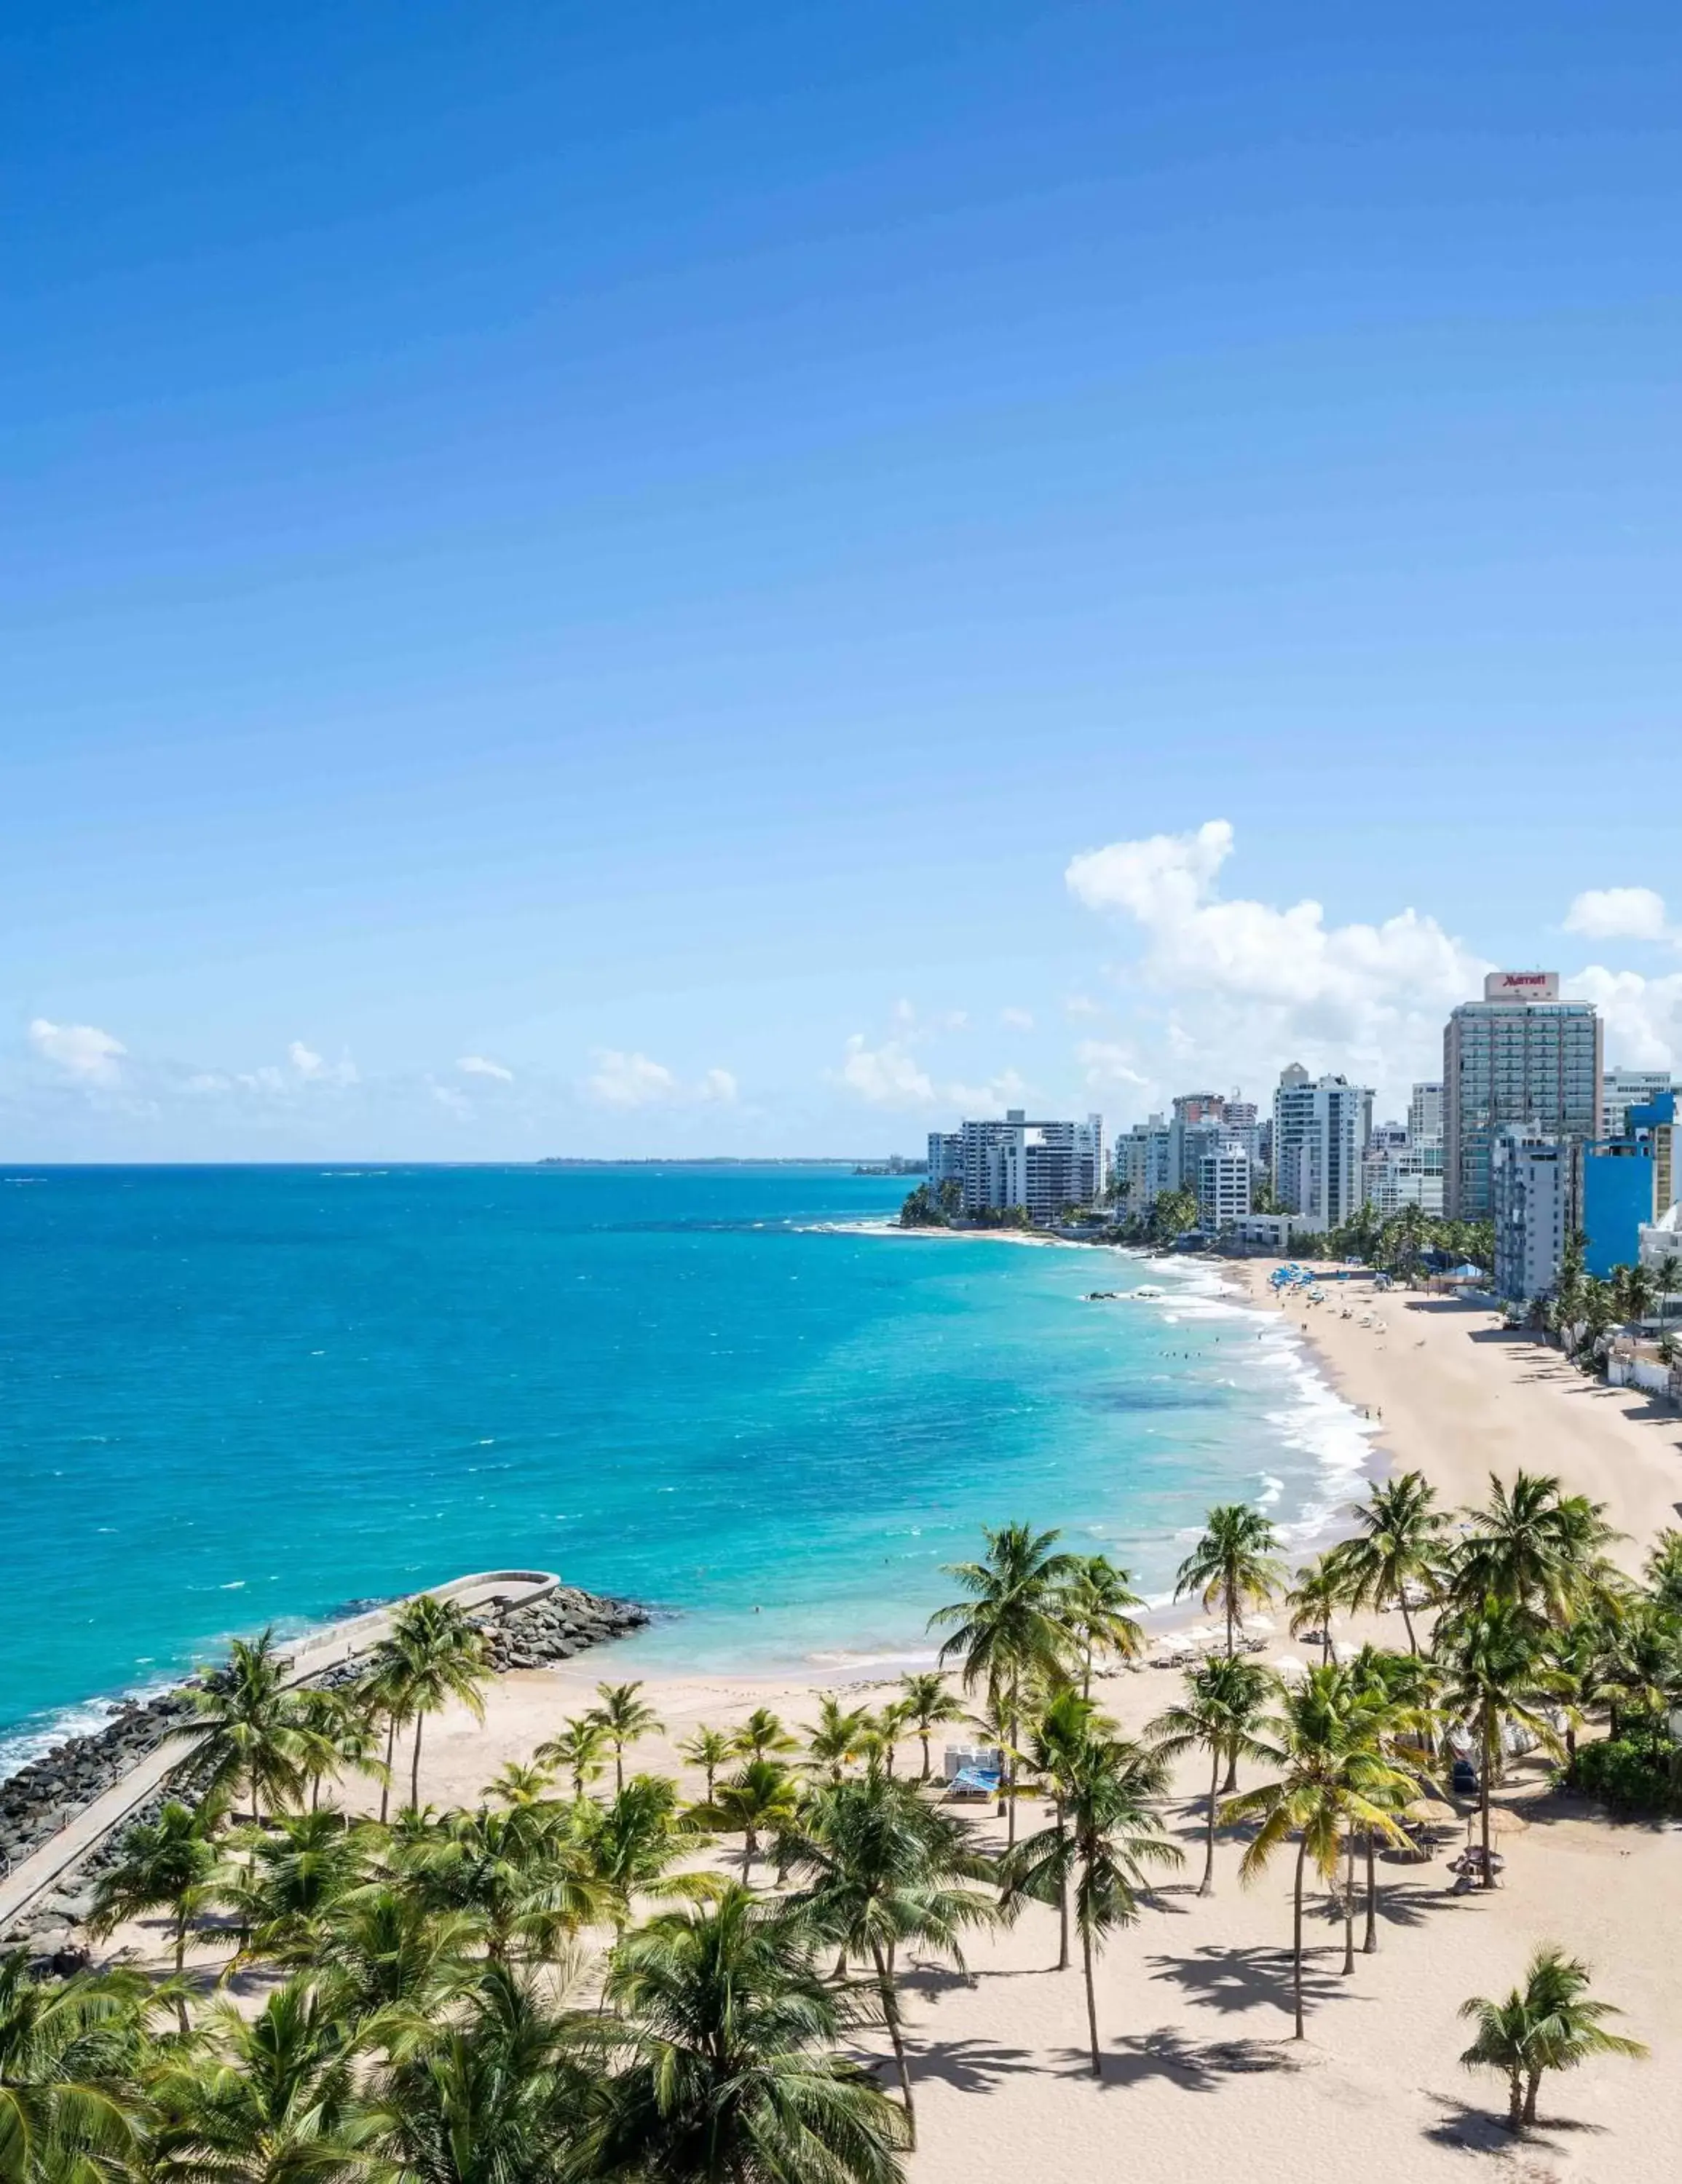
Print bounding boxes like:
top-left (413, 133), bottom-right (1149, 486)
top-left (10, 1472), bottom-right (1678, 2178)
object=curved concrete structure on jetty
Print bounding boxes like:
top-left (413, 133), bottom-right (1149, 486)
top-left (0, 1570), bottom-right (560, 1932)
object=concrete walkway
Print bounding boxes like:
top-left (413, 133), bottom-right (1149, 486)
top-left (0, 1570), bottom-right (557, 1935)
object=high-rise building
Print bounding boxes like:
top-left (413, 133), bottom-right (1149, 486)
top-left (954, 1109), bottom-right (1104, 1219)
top-left (1408, 1082), bottom-right (1445, 1141)
top-left (1579, 1093), bottom-right (1676, 1278)
top-left (1196, 1144), bottom-right (1252, 1234)
top-left (1114, 1115), bottom-right (1173, 1213)
top-left (1442, 973), bottom-right (1601, 1219)
top-left (926, 1133), bottom-right (963, 1195)
top-left (1492, 1130), bottom-right (1571, 1302)
top-left (1601, 1067), bottom-right (1677, 1139)
top-left (1172, 1092), bottom-right (1225, 1126)
top-left (1272, 1067), bottom-right (1372, 1231)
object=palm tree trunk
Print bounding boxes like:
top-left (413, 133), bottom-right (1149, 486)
top-left (380, 1715), bottom-right (395, 1824)
top-left (1200, 1751), bottom-right (1219, 1895)
top-left (1522, 2067), bottom-right (1542, 2126)
top-left (1004, 1674), bottom-right (1019, 1851)
top-left (1507, 2067), bottom-right (1525, 2130)
top-left (742, 1827), bottom-right (756, 1882)
top-left (1399, 1597), bottom-right (1418, 1655)
top-left (1054, 1800), bottom-right (1070, 1969)
top-left (173, 1912), bottom-right (191, 2034)
top-left (871, 1939), bottom-right (916, 2144)
top-left (1480, 1714), bottom-right (1495, 1889)
top-left (1341, 1828), bottom-right (1356, 1974)
top-left (1225, 1586), bottom-right (1236, 1657)
top-left (1081, 1915), bottom-right (1102, 2077)
top-left (615, 1749), bottom-right (625, 1794)
top-left (1291, 1833), bottom-right (1308, 2038)
top-left (410, 1710), bottom-right (425, 1811)
top-left (920, 1732), bottom-right (931, 1784)
top-left (1362, 1828), bottom-right (1378, 1952)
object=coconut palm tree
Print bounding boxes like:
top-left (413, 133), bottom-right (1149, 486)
top-left (594, 1886), bottom-right (910, 2184)
top-left (1588, 1601), bottom-right (1682, 1738)
top-left (190, 1629), bottom-right (307, 1824)
top-left (0, 1950), bottom-right (150, 2184)
top-left (930, 1522), bottom-right (1081, 1846)
top-left (1328, 1470), bottom-right (1450, 1652)
top-left (802, 1698), bottom-right (872, 1785)
top-left (730, 1707), bottom-right (798, 1766)
top-left (290, 1688), bottom-right (387, 1815)
top-left (856, 1704), bottom-right (915, 1781)
top-left (1059, 1556), bottom-right (1145, 1696)
top-left (535, 1716), bottom-right (612, 1802)
top-left (673, 1726), bottom-right (733, 1804)
top-left (690, 1760), bottom-right (801, 1883)
top-left (1460, 1946), bottom-right (1646, 2132)
top-left (999, 1685), bottom-right (1103, 1968)
top-left (398, 1803), bottom-right (610, 1965)
top-left (486, 1761), bottom-right (554, 1809)
top-left (896, 1673), bottom-right (966, 1784)
top-left (226, 1808), bottom-right (378, 1969)
top-left (1051, 1733), bottom-right (1182, 2076)
top-left (1174, 1505), bottom-right (1286, 1655)
top-left (373, 1961), bottom-right (596, 2184)
top-left (1656, 1251), bottom-right (1682, 1333)
top-left (1436, 1594), bottom-right (1570, 1887)
top-left (357, 1645), bottom-right (415, 1828)
top-left (778, 1775), bottom-right (995, 2143)
top-left (1645, 1527), bottom-right (1682, 1616)
top-left (89, 1800), bottom-right (221, 2030)
top-left (1222, 1666), bottom-right (1413, 2033)
top-left (1145, 1655), bottom-right (1275, 1894)
top-left (314, 1885), bottom-right (479, 2029)
top-left (386, 1596), bottom-right (490, 1813)
top-left (1285, 1556), bottom-right (1346, 1667)
top-left (590, 1682), bottom-right (663, 1795)
top-left (148, 1974), bottom-right (377, 2184)
top-left (580, 1776), bottom-right (719, 1946)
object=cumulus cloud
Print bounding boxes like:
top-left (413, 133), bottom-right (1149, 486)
top-left (457, 1055), bottom-right (514, 1082)
top-left (585, 1051), bottom-right (735, 1108)
top-left (28, 1018), bottom-right (127, 1085)
top-left (838, 1036), bottom-right (937, 1107)
top-left (1565, 965), bottom-right (1682, 1070)
top-left (288, 1040), bottom-right (358, 1086)
top-left (999, 1008), bottom-right (1035, 1031)
top-left (1564, 887), bottom-right (1675, 946)
top-left (1075, 1040), bottom-right (1150, 1091)
top-left (1065, 818), bottom-right (1486, 1108)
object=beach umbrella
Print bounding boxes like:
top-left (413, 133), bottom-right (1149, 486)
top-left (1271, 1653), bottom-right (1308, 1680)
top-left (1405, 1798), bottom-right (1460, 1829)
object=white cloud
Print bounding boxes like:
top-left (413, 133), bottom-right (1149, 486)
top-left (288, 1040), bottom-right (358, 1086)
top-left (457, 1054), bottom-right (514, 1082)
top-left (1564, 887), bottom-right (1675, 945)
top-left (28, 1018), bottom-right (127, 1085)
top-left (1066, 818), bottom-right (1486, 1109)
top-left (1075, 1040), bottom-right (1150, 1091)
top-left (945, 1068), bottom-right (1028, 1109)
top-left (432, 1083), bottom-right (473, 1117)
top-left (185, 1072), bottom-right (233, 1095)
top-left (999, 1007), bottom-right (1035, 1031)
top-left (838, 1036), bottom-right (937, 1107)
top-left (588, 1051), bottom-right (679, 1107)
top-left (698, 1067), bottom-right (738, 1104)
top-left (1565, 965), bottom-right (1682, 1071)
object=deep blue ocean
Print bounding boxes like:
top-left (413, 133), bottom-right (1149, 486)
top-left (0, 1164), bottom-right (1370, 1771)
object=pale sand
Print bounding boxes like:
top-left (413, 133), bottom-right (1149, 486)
top-left (101, 1264), bottom-right (1682, 2181)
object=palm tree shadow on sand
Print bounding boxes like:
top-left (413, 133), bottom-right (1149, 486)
top-left (1423, 2091), bottom-right (1608, 2157)
top-left (1147, 1942), bottom-right (1354, 2021)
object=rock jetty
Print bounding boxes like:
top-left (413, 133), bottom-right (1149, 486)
top-left (470, 1583), bottom-right (649, 1670)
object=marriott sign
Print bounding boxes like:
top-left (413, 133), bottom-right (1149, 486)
top-left (1483, 970), bottom-right (1560, 1001)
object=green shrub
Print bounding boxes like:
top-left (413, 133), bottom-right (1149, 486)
top-left (1572, 1733), bottom-right (1681, 1816)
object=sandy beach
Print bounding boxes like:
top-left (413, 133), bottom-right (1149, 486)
top-left (99, 1263), bottom-right (1682, 2183)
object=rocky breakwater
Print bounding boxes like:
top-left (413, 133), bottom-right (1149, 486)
top-left (0, 1689), bottom-right (199, 1878)
top-left (472, 1583), bottom-right (649, 1670)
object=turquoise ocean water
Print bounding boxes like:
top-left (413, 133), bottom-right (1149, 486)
top-left (0, 1164), bottom-right (1371, 1773)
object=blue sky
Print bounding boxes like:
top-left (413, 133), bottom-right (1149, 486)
top-left (7, 2), bottom-right (1682, 1158)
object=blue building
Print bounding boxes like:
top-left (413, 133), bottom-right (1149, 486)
top-left (1580, 1093), bottom-right (1675, 1278)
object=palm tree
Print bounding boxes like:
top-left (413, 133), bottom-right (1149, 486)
top-left (1655, 1251), bottom-right (1681, 1333)
top-left (1644, 1527), bottom-right (1682, 1616)
top-left (291, 1687), bottom-right (386, 1814)
top-left (1146, 1655), bottom-right (1274, 1894)
top-left (377, 1961), bottom-right (595, 2184)
top-left (1223, 1666), bottom-right (1413, 2033)
top-left (400, 1803), bottom-right (610, 1965)
top-left (896, 1673), bottom-right (965, 1784)
top-left (730, 1706), bottom-right (797, 1765)
top-left (148, 1974), bottom-right (376, 2184)
top-left (590, 1682), bottom-right (663, 1795)
top-left (1174, 1504), bottom-right (1285, 1655)
top-left (535, 1715), bottom-right (612, 1801)
top-left (580, 1776), bottom-right (718, 1945)
top-left (315, 1885), bottom-right (478, 2027)
top-left (1437, 1594), bottom-right (1569, 1887)
top-left (228, 1808), bottom-right (378, 1966)
top-left (1286, 1556), bottom-right (1346, 1666)
top-left (0, 1950), bottom-right (149, 2184)
top-left (802, 1698), bottom-right (872, 1786)
top-left (1344, 1645), bottom-right (1436, 1950)
top-left (1460, 1946), bottom-right (1646, 2132)
top-left (930, 1522), bottom-right (1080, 1846)
top-left (595, 1886), bottom-right (910, 2183)
top-left (691, 1760), bottom-right (801, 1883)
top-left (779, 1774), bottom-right (995, 2143)
top-left (1328, 1471), bottom-right (1450, 1652)
top-left (358, 1644), bottom-right (415, 1828)
top-left (856, 1703), bottom-right (915, 1781)
top-left (190, 1629), bottom-right (306, 1823)
top-left (999, 1685), bottom-right (1101, 1968)
top-left (1059, 1556), bottom-right (1145, 1696)
top-left (1054, 1733), bottom-right (1182, 2076)
top-left (674, 1725), bottom-right (734, 1803)
top-left (387, 1595), bottom-right (491, 1812)
top-left (1588, 1601), bottom-right (1682, 1738)
top-left (88, 1800), bottom-right (220, 2029)
top-left (486, 1761), bottom-right (554, 1808)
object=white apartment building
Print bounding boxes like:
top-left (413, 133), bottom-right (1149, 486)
top-left (1408, 1082), bottom-right (1445, 1140)
top-left (1362, 1147), bottom-right (1445, 1218)
top-left (1443, 973), bottom-right (1601, 1219)
top-left (926, 1132), bottom-right (963, 1195)
top-left (1114, 1115), bottom-right (1174, 1212)
top-left (1602, 1067), bottom-right (1677, 1139)
top-left (955, 1109), bottom-right (1104, 1220)
top-left (1272, 1066), bottom-right (1372, 1231)
top-left (1197, 1143), bottom-right (1252, 1234)
top-left (1492, 1128), bottom-right (1571, 1302)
